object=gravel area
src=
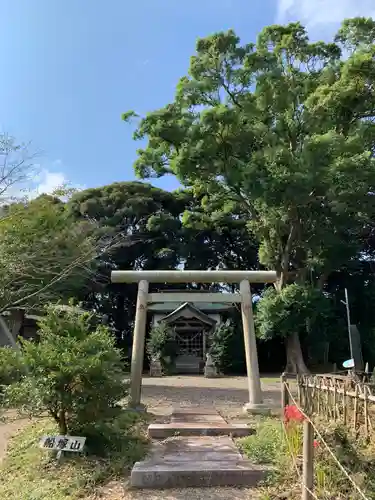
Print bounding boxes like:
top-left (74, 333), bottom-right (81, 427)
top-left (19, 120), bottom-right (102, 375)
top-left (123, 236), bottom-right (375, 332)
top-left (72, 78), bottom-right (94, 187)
top-left (141, 375), bottom-right (281, 419)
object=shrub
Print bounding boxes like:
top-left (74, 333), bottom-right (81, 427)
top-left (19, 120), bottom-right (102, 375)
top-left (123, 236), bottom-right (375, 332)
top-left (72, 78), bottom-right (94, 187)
top-left (3, 304), bottom-right (128, 437)
top-left (0, 346), bottom-right (25, 388)
top-left (146, 321), bottom-right (177, 374)
top-left (208, 320), bottom-right (236, 374)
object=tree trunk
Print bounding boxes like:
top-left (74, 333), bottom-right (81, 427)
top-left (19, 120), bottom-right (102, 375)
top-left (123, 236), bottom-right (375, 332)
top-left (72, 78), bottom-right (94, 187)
top-left (284, 331), bottom-right (309, 374)
top-left (58, 409), bottom-right (68, 435)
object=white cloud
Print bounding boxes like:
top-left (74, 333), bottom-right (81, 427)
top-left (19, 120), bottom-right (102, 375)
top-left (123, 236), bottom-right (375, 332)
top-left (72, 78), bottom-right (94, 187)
top-left (34, 170), bottom-right (67, 196)
top-left (277, 0), bottom-right (375, 32)
top-left (0, 157), bottom-right (85, 204)
top-left (28, 162), bottom-right (85, 199)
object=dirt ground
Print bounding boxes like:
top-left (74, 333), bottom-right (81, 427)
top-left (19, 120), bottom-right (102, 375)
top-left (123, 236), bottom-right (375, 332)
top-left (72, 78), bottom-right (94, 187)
top-left (1, 376), bottom-right (281, 499)
top-left (90, 481), bottom-right (263, 500)
top-left (141, 375), bottom-right (281, 419)
top-left (0, 410), bottom-right (29, 464)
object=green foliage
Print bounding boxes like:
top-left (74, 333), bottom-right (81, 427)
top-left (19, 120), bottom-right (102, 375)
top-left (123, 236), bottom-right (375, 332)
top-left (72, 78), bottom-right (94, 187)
top-left (0, 194), bottom-right (99, 314)
top-left (0, 415), bottom-right (148, 499)
top-left (0, 347), bottom-right (25, 388)
top-left (256, 284), bottom-right (335, 341)
top-left (129, 19), bottom-right (375, 296)
top-left (67, 182), bottom-right (186, 348)
top-left (208, 320), bottom-right (236, 373)
top-left (238, 418), bottom-right (287, 465)
top-left (335, 17), bottom-right (375, 50)
top-left (127, 18), bottom-right (375, 371)
top-left (129, 20), bottom-right (375, 286)
top-left (121, 110), bottom-right (139, 122)
top-left (312, 425), bottom-right (375, 499)
top-left (3, 304), bottom-right (128, 437)
top-left (67, 182), bottom-right (259, 349)
top-left (240, 418), bottom-right (375, 498)
top-left (146, 321), bottom-right (177, 374)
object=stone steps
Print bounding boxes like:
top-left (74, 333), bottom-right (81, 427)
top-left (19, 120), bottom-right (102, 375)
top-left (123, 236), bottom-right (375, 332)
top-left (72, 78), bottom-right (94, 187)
top-left (148, 422), bottom-right (253, 438)
top-left (130, 408), bottom-right (271, 490)
top-left (131, 457), bottom-right (269, 489)
top-left (148, 406), bottom-right (254, 439)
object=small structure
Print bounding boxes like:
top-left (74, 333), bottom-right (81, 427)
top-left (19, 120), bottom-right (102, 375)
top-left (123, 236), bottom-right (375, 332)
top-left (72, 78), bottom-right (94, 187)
top-left (0, 309), bottom-right (41, 347)
top-left (0, 305), bottom-right (83, 348)
top-left (149, 292), bottom-right (232, 374)
top-left (111, 269), bottom-right (278, 414)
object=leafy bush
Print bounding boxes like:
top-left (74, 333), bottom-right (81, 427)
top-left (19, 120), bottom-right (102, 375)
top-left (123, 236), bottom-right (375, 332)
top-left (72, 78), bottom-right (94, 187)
top-left (208, 320), bottom-right (236, 373)
top-left (146, 321), bottom-right (177, 373)
top-left (3, 304), bottom-right (128, 437)
top-left (0, 346), bottom-right (25, 388)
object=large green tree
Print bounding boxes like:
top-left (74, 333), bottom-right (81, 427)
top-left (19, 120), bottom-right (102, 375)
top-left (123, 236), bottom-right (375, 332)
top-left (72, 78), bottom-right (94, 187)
top-left (0, 194), bottom-right (109, 347)
top-left (67, 181), bottom-right (184, 348)
top-left (67, 181), bottom-right (259, 348)
top-left (125, 18), bottom-right (375, 372)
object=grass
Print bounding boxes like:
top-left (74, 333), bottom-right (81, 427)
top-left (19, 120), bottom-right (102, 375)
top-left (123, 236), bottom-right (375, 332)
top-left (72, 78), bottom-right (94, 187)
top-left (237, 416), bottom-right (375, 499)
top-left (0, 411), bottom-right (149, 500)
top-left (237, 416), bottom-right (296, 497)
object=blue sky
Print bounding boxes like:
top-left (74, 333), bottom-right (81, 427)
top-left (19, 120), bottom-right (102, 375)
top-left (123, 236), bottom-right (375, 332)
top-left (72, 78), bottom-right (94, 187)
top-left (1, 0), bottom-right (374, 195)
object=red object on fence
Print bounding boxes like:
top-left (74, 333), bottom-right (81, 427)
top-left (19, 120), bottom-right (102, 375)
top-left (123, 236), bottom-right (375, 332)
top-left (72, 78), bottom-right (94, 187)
top-left (284, 404), bottom-right (305, 424)
top-left (313, 439), bottom-right (320, 448)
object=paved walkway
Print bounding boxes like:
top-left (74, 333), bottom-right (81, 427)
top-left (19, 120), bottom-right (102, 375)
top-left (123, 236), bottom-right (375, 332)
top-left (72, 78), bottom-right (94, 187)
top-left (131, 407), bottom-right (269, 490)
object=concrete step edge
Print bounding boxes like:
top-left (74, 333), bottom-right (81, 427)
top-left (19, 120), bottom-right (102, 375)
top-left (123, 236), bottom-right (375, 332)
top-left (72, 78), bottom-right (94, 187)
top-left (130, 460), bottom-right (272, 489)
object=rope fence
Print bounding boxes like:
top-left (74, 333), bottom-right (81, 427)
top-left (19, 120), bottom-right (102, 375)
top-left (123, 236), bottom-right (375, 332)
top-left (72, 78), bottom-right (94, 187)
top-left (281, 373), bottom-right (371, 500)
top-left (296, 373), bottom-right (375, 438)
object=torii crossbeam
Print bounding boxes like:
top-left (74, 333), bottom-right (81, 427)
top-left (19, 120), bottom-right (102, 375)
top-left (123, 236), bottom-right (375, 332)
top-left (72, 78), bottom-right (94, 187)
top-left (111, 269), bottom-right (277, 414)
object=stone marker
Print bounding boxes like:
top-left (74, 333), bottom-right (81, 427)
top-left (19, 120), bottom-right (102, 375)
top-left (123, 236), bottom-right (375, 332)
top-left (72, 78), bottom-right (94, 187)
top-left (204, 353), bottom-right (219, 378)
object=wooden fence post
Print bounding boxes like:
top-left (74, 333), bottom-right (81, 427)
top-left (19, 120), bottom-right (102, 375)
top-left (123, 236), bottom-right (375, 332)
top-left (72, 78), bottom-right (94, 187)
top-left (302, 419), bottom-right (314, 500)
top-left (353, 385), bottom-right (359, 431)
top-left (333, 380), bottom-right (337, 421)
top-left (317, 378), bottom-right (321, 416)
top-left (364, 386), bottom-right (369, 439)
top-left (281, 373), bottom-right (289, 411)
top-left (353, 384), bottom-right (358, 431)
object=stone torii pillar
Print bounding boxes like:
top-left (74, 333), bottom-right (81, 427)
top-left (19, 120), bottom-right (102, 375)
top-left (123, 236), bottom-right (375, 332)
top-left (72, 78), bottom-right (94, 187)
top-left (111, 270), bottom-right (277, 414)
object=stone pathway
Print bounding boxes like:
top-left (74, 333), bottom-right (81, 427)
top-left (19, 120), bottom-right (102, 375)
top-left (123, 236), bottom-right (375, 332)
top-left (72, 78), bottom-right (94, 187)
top-left (131, 407), bottom-right (270, 490)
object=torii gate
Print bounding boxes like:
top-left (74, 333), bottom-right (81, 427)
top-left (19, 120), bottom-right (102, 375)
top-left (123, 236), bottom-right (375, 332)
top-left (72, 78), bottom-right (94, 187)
top-left (111, 270), bottom-right (277, 414)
